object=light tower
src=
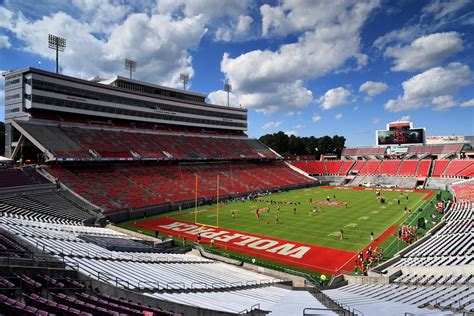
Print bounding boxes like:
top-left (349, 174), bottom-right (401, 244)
top-left (124, 58), bottom-right (137, 79)
top-left (180, 73), bottom-right (189, 91)
top-left (224, 82), bottom-right (232, 107)
top-left (48, 34), bottom-right (66, 74)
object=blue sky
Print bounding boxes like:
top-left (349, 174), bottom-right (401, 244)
top-left (0, 0), bottom-right (473, 146)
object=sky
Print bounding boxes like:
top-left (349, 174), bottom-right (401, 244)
top-left (0, 0), bottom-right (473, 146)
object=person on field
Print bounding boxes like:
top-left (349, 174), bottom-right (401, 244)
top-left (293, 208), bottom-right (297, 215)
top-left (231, 210), bottom-right (235, 219)
top-left (275, 214), bottom-right (279, 224)
top-left (340, 229), bottom-right (344, 240)
top-left (370, 231), bottom-right (374, 241)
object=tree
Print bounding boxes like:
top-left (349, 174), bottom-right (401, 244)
top-left (259, 131), bottom-right (346, 158)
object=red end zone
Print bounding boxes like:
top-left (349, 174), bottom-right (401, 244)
top-left (131, 217), bottom-right (356, 274)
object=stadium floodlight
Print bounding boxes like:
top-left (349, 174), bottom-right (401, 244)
top-left (180, 73), bottom-right (189, 91)
top-left (224, 82), bottom-right (232, 107)
top-left (124, 58), bottom-right (137, 79)
top-left (48, 34), bottom-right (66, 74)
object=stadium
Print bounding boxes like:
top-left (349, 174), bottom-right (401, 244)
top-left (0, 64), bottom-right (472, 316)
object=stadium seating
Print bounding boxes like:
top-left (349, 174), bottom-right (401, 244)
top-left (47, 161), bottom-right (313, 212)
top-left (289, 161), bottom-right (315, 174)
top-left (0, 216), bottom-right (332, 315)
top-left (337, 161), bottom-right (355, 176)
top-left (431, 159), bottom-right (474, 178)
top-left (290, 160), bottom-right (355, 177)
top-left (375, 160), bottom-right (401, 175)
top-left (416, 160), bottom-right (431, 177)
top-left (397, 160), bottom-right (418, 176)
top-left (342, 147), bottom-right (386, 157)
top-left (0, 169), bottom-right (50, 188)
top-left (350, 160), bottom-right (366, 173)
top-left (442, 160), bottom-right (474, 177)
top-left (323, 283), bottom-right (473, 315)
top-left (18, 122), bottom-right (277, 161)
top-left (432, 160), bottom-right (450, 177)
top-left (387, 201), bottom-right (472, 269)
top-left (407, 144), bottom-right (464, 157)
top-left (359, 160), bottom-right (382, 175)
top-left (451, 181), bottom-right (474, 202)
top-left (307, 161), bottom-right (327, 174)
top-left (324, 161), bottom-right (343, 175)
top-left (0, 190), bottom-right (98, 225)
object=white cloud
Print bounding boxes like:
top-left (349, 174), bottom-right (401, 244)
top-left (0, 35), bottom-right (10, 48)
top-left (207, 90), bottom-right (240, 107)
top-left (236, 79), bottom-right (313, 114)
top-left (7, 9), bottom-right (207, 88)
top-left (372, 117), bottom-right (380, 124)
top-left (219, 0), bottom-right (379, 113)
top-left (359, 81), bottom-right (389, 99)
top-left (422, 0), bottom-right (470, 20)
top-left (0, 7), bottom-right (13, 28)
top-left (236, 15), bottom-right (253, 33)
top-left (262, 121), bottom-right (282, 129)
top-left (319, 87), bottom-right (351, 110)
top-left (460, 99), bottom-right (474, 107)
top-left (399, 115), bottom-right (411, 121)
top-left (335, 113), bottom-right (343, 120)
top-left (385, 63), bottom-right (472, 112)
top-left (71, 0), bottom-right (130, 31)
top-left (432, 95), bottom-right (456, 111)
top-left (286, 111), bottom-right (295, 117)
top-left (373, 25), bottom-right (422, 50)
top-left (385, 32), bottom-right (464, 72)
top-left (215, 14), bottom-right (253, 42)
top-left (294, 124), bottom-right (305, 129)
top-left (284, 130), bottom-right (298, 136)
top-left (312, 114), bottom-right (321, 122)
top-left (156, 0), bottom-right (252, 42)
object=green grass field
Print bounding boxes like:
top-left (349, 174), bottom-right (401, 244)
top-left (125, 186), bottom-right (433, 253)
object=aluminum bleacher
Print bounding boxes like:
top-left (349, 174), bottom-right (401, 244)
top-left (0, 217), bottom-right (332, 315)
top-left (0, 190), bottom-right (98, 225)
top-left (0, 169), bottom-right (50, 189)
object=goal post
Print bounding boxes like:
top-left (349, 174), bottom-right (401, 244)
top-left (193, 174), bottom-right (220, 228)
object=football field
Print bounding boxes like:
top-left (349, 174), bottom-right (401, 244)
top-left (123, 186), bottom-right (434, 274)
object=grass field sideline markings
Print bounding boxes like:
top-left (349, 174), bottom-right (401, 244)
top-left (381, 191), bottom-right (436, 257)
